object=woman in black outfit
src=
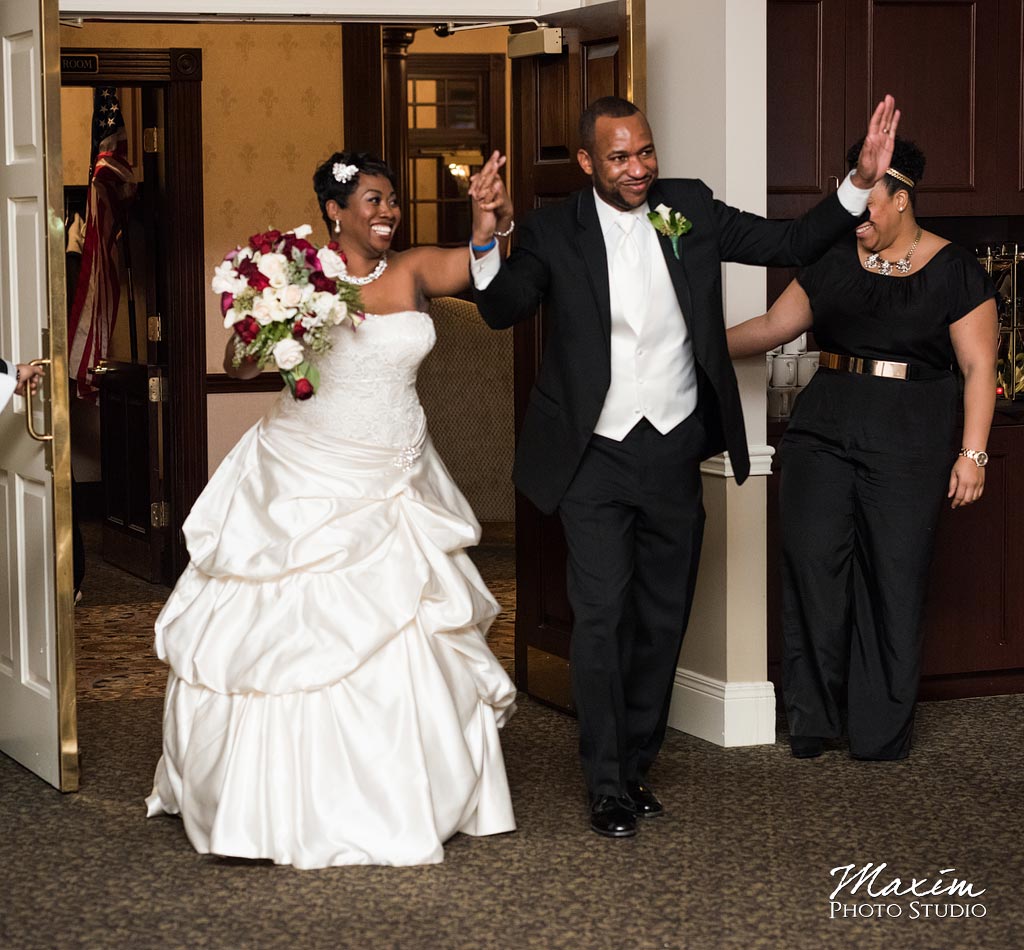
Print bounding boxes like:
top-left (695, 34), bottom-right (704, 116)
top-left (728, 138), bottom-right (998, 760)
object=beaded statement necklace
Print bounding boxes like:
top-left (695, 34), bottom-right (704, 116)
top-left (340, 253), bottom-right (388, 286)
top-left (863, 227), bottom-right (923, 276)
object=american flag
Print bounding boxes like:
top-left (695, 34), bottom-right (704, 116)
top-left (67, 86), bottom-right (136, 399)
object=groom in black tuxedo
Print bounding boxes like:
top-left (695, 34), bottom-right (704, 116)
top-left (469, 95), bottom-right (898, 837)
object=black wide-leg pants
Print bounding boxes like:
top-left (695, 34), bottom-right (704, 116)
top-left (558, 415), bottom-right (706, 797)
top-left (779, 370), bottom-right (956, 759)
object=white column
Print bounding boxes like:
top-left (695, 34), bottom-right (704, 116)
top-left (646, 0), bottom-right (775, 746)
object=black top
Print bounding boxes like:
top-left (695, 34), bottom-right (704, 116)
top-left (797, 233), bottom-right (997, 369)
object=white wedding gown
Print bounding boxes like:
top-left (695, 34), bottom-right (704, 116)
top-left (146, 311), bottom-right (517, 868)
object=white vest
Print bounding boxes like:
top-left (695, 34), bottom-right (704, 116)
top-left (593, 195), bottom-right (698, 440)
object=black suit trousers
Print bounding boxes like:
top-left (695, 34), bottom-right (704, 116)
top-left (558, 414), bottom-right (706, 797)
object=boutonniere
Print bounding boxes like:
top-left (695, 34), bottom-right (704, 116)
top-left (648, 203), bottom-right (692, 259)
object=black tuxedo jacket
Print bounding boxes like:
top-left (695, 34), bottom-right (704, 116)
top-left (473, 179), bottom-right (859, 514)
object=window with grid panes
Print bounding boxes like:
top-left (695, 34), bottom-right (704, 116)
top-left (406, 55), bottom-right (504, 247)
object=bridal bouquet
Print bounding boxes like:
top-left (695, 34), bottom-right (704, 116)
top-left (213, 225), bottom-right (364, 400)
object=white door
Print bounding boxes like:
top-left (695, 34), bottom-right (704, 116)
top-left (0, 0), bottom-right (77, 791)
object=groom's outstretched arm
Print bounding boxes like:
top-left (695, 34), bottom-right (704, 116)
top-left (716, 93), bottom-right (900, 266)
top-left (470, 217), bottom-right (550, 330)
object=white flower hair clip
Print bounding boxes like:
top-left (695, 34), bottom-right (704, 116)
top-left (333, 162), bottom-right (359, 184)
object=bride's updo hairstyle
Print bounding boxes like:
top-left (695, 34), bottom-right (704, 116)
top-left (313, 150), bottom-right (396, 233)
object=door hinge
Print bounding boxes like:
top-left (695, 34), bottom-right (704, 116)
top-left (147, 315), bottom-right (162, 342)
top-left (148, 376), bottom-right (168, 402)
top-left (143, 127), bottom-right (162, 153)
top-left (150, 501), bottom-right (170, 529)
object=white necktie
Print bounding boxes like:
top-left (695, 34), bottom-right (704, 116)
top-left (615, 213), bottom-right (641, 267)
top-left (612, 213), bottom-right (647, 332)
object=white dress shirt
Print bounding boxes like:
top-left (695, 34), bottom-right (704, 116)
top-left (470, 171), bottom-right (871, 441)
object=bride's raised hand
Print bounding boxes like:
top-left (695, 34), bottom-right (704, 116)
top-left (470, 151), bottom-right (511, 245)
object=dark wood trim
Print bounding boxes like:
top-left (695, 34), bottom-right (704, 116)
top-left (918, 669), bottom-right (1024, 702)
top-left (342, 25), bottom-right (384, 156)
top-left (60, 47), bottom-right (201, 85)
top-left (206, 372), bottom-right (285, 395)
top-left (382, 27), bottom-right (417, 249)
top-left (164, 57), bottom-right (205, 579)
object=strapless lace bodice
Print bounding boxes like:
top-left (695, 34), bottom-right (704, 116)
top-left (275, 310), bottom-right (435, 448)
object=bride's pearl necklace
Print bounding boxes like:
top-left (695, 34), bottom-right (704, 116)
top-left (340, 254), bottom-right (388, 285)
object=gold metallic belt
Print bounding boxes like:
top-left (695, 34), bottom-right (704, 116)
top-left (819, 351), bottom-right (911, 380)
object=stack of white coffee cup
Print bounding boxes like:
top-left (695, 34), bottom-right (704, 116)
top-left (766, 333), bottom-right (819, 418)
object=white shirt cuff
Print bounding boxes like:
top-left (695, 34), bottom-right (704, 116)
top-left (836, 170), bottom-right (871, 216)
top-left (470, 244), bottom-right (501, 290)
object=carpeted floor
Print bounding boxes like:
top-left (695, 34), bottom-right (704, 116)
top-left (4, 521), bottom-right (1021, 949)
top-left (1, 694), bottom-right (1021, 949)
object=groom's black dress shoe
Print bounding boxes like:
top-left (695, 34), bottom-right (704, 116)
top-left (590, 795), bottom-right (637, 838)
top-left (625, 780), bottom-right (663, 818)
top-left (789, 735), bottom-right (824, 759)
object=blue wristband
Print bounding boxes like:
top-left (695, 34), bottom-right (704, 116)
top-left (470, 238), bottom-right (497, 253)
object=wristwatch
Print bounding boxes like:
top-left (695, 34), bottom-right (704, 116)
top-left (959, 448), bottom-right (989, 467)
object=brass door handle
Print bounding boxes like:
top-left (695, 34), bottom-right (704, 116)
top-left (24, 357), bottom-right (52, 443)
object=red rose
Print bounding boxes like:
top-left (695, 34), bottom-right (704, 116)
top-left (249, 228), bottom-right (281, 250)
top-left (292, 321), bottom-right (307, 338)
top-left (233, 316), bottom-right (260, 344)
top-left (327, 240), bottom-right (339, 251)
top-left (237, 258), bottom-right (270, 291)
top-left (294, 378), bottom-right (314, 400)
top-left (220, 292), bottom-right (234, 315)
top-left (309, 270), bottom-right (336, 293)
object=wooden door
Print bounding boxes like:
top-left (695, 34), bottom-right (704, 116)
top-left (766, 0), bottom-right (847, 221)
top-left (844, 0), bottom-right (1001, 217)
top-left (92, 85), bottom-right (170, 585)
top-left (61, 49), bottom-right (206, 582)
top-left (511, 0), bottom-right (645, 713)
top-left (0, 0), bottom-right (78, 791)
top-left (95, 361), bottom-right (168, 583)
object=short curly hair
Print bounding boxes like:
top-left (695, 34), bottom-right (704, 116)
top-left (312, 150), bottom-right (396, 234)
top-left (846, 136), bottom-right (926, 208)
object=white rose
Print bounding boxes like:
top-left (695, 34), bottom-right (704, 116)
top-left (292, 224), bottom-right (313, 239)
top-left (257, 252), bottom-right (288, 281)
top-left (235, 246), bottom-right (253, 262)
top-left (278, 284), bottom-right (303, 308)
top-left (654, 203), bottom-right (672, 224)
top-left (251, 296), bottom-right (278, 326)
top-left (272, 337), bottom-right (305, 371)
top-left (222, 308), bottom-right (238, 329)
top-left (316, 247), bottom-right (345, 278)
top-left (211, 261), bottom-right (246, 295)
top-left (268, 272), bottom-right (288, 290)
top-left (310, 291), bottom-right (338, 324)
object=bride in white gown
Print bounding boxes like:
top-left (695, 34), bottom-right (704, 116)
top-left (146, 151), bottom-right (517, 868)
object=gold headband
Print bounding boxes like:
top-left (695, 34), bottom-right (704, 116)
top-left (885, 167), bottom-right (916, 189)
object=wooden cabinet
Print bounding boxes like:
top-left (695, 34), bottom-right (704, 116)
top-left (768, 0), bottom-right (1016, 219)
top-left (766, 413), bottom-right (1024, 701)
